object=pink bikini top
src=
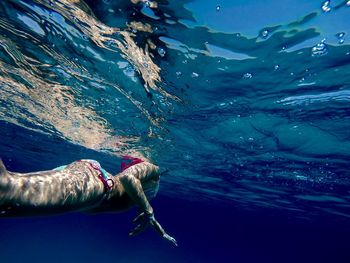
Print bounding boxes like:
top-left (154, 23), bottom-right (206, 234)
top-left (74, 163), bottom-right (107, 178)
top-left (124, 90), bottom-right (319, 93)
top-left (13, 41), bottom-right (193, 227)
top-left (120, 155), bottom-right (144, 172)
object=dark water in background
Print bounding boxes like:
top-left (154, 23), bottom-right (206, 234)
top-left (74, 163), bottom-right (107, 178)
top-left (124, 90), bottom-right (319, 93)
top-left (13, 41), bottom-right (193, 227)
top-left (0, 0), bottom-right (350, 262)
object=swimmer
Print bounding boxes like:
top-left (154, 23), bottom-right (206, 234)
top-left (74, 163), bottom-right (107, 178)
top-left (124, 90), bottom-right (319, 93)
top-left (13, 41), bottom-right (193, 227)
top-left (0, 157), bottom-right (177, 246)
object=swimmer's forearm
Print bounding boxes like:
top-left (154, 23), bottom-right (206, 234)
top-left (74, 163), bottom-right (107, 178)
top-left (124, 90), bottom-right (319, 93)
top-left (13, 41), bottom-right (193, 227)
top-left (119, 173), bottom-right (153, 214)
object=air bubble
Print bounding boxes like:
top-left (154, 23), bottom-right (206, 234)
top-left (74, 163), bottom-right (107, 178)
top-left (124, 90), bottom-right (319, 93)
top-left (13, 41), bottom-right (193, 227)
top-left (216, 5), bottom-right (221, 11)
top-left (144, 0), bottom-right (151, 7)
top-left (243, 73), bottom-right (252, 79)
top-left (347, 0), bottom-right (350, 6)
top-left (157, 47), bottom-right (166, 57)
top-left (261, 30), bottom-right (269, 39)
top-left (191, 72), bottom-right (199, 78)
top-left (274, 65), bottom-right (280, 70)
top-left (321, 1), bottom-right (331, 12)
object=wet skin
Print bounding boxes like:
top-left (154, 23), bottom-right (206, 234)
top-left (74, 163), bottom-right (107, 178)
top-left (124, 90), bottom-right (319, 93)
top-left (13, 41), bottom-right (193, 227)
top-left (0, 159), bottom-right (177, 245)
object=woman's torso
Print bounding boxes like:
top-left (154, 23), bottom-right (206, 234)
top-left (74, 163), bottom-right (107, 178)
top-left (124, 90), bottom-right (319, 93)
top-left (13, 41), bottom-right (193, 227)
top-left (0, 160), bottom-right (108, 215)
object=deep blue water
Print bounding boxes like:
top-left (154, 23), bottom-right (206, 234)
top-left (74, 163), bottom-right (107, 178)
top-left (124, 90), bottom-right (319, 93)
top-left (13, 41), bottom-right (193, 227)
top-left (1, 0), bottom-right (350, 262)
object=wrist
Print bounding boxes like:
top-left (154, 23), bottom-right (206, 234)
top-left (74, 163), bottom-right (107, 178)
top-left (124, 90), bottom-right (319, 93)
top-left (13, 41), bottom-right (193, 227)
top-left (145, 208), bottom-right (153, 215)
top-left (145, 210), bottom-right (155, 220)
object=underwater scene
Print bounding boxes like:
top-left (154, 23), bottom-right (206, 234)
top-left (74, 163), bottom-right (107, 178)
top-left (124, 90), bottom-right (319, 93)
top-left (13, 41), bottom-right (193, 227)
top-left (0, 0), bottom-right (350, 262)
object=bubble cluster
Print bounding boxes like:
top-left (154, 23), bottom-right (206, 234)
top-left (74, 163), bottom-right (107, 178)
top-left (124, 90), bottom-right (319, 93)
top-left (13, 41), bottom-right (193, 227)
top-left (311, 39), bottom-right (328, 57)
top-left (243, 73), bottom-right (253, 79)
top-left (336, 32), bottom-right (345, 44)
top-left (321, 1), bottom-right (331, 12)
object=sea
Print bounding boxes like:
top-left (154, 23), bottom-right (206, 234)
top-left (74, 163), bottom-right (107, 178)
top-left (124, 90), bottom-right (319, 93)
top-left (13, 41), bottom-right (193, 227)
top-left (0, 0), bottom-right (349, 262)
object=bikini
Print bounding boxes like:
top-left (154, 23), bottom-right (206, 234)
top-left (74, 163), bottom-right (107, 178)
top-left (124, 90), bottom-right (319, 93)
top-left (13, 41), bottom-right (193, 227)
top-left (53, 156), bottom-right (144, 192)
top-left (81, 159), bottom-right (115, 191)
top-left (120, 155), bottom-right (144, 172)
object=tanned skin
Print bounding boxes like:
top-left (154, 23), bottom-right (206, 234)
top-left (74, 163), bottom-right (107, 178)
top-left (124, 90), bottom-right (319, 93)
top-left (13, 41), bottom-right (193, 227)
top-left (0, 159), bottom-right (177, 246)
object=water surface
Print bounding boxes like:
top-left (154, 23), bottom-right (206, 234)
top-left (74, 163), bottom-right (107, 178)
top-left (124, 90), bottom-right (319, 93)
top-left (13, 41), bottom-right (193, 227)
top-left (0, 0), bottom-right (350, 262)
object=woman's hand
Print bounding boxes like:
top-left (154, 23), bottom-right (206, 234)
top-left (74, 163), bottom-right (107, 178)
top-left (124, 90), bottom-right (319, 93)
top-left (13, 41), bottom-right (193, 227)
top-left (129, 212), bottom-right (178, 247)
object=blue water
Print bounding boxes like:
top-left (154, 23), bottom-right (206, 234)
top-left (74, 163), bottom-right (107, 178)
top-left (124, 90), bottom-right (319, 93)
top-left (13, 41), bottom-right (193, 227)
top-left (1, 0), bottom-right (350, 262)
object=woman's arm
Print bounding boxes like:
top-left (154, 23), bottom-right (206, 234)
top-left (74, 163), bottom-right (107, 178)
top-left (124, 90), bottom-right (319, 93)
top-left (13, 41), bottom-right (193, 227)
top-left (118, 162), bottom-right (177, 246)
top-left (119, 169), bottom-right (154, 214)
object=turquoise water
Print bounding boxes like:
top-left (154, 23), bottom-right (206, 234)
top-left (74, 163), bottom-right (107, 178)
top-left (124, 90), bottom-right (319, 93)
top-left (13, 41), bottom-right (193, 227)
top-left (0, 0), bottom-right (350, 262)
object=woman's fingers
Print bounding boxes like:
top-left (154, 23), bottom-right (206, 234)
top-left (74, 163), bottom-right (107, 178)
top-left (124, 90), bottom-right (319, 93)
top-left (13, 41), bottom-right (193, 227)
top-left (150, 218), bottom-right (178, 247)
top-left (163, 233), bottom-right (178, 247)
top-left (132, 212), bottom-right (145, 224)
top-left (129, 221), bottom-right (148, 236)
top-left (129, 212), bottom-right (178, 246)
